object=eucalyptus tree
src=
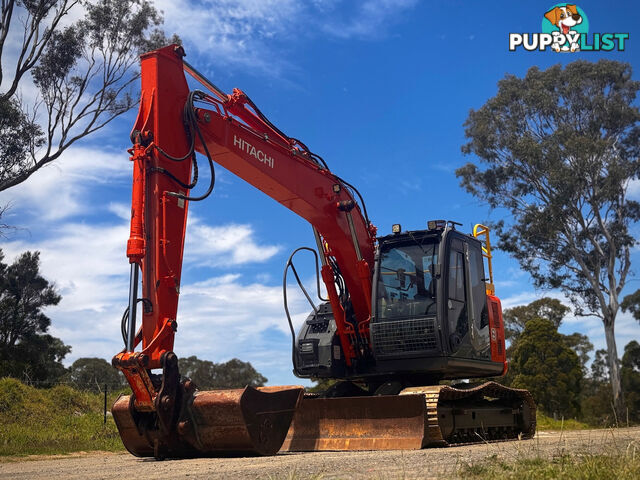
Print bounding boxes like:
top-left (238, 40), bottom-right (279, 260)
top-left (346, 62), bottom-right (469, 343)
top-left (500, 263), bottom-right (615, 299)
top-left (0, 0), bottom-right (178, 193)
top-left (457, 60), bottom-right (640, 416)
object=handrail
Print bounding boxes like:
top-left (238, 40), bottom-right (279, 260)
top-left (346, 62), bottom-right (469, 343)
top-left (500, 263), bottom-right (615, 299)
top-left (473, 224), bottom-right (495, 296)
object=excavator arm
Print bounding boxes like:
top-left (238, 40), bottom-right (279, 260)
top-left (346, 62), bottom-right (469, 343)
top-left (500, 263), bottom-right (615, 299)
top-left (112, 44), bottom-right (378, 457)
top-left (112, 45), bottom-right (536, 459)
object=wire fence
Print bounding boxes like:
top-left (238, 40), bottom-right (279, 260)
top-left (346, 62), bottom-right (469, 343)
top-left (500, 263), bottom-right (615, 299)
top-left (0, 376), bottom-right (131, 455)
top-left (16, 378), bottom-right (126, 391)
top-left (1, 376), bottom-right (129, 425)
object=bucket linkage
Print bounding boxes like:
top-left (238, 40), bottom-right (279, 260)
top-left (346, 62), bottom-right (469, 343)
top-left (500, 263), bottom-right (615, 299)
top-left (112, 351), bottom-right (303, 459)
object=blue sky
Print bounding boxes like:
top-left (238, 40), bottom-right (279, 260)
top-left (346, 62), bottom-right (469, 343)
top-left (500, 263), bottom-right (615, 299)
top-left (1, 0), bottom-right (639, 386)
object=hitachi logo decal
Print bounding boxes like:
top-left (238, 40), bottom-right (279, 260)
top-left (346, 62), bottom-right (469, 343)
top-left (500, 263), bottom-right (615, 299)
top-left (233, 135), bottom-right (274, 168)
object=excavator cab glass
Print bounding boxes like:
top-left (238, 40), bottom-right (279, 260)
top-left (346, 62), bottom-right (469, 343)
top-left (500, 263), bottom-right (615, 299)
top-left (377, 242), bottom-right (438, 320)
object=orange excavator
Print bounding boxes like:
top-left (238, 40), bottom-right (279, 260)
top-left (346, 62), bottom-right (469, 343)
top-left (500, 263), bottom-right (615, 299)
top-left (111, 45), bottom-right (536, 459)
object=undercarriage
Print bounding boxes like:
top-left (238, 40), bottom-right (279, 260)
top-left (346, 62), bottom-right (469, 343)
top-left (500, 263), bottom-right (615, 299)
top-left (113, 375), bottom-right (535, 457)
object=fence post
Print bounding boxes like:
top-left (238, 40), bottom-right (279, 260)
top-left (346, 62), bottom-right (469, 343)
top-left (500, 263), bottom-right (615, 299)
top-left (104, 383), bottom-right (108, 425)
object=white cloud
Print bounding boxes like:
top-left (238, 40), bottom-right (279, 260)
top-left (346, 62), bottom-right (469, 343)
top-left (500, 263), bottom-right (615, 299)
top-left (499, 290), bottom-right (547, 310)
top-left (611, 311), bottom-right (639, 351)
top-left (0, 127), bottom-right (298, 381)
top-left (1, 202), bottom-right (305, 383)
top-left (628, 178), bottom-right (640, 200)
top-left (318, 0), bottom-right (419, 39)
top-left (155, 0), bottom-right (302, 75)
top-left (185, 215), bottom-right (281, 267)
top-left (499, 289), bottom-right (639, 363)
top-left (107, 202), bottom-right (131, 221)
top-left (0, 146), bottom-right (129, 222)
top-left (178, 275), bottom-right (308, 342)
top-left (1, 221), bottom-right (130, 362)
top-left (173, 273), bottom-right (314, 384)
top-left (153, 0), bottom-right (418, 77)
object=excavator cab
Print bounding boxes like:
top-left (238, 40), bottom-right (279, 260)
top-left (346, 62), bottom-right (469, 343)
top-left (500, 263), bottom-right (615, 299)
top-left (287, 222), bottom-right (532, 451)
top-left (294, 221), bottom-right (507, 385)
top-left (370, 222), bottom-right (506, 379)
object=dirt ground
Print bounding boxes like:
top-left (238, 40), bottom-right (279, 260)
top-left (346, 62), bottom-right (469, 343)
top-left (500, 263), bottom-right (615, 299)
top-left (1, 427), bottom-right (638, 479)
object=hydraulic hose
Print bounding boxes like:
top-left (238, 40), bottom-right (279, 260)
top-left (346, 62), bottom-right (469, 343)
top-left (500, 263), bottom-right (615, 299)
top-left (283, 247), bottom-right (329, 375)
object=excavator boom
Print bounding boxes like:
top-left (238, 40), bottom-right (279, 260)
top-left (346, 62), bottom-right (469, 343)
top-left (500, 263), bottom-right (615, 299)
top-left (112, 44), bottom-right (377, 458)
top-left (111, 45), bottom-right (535, 459)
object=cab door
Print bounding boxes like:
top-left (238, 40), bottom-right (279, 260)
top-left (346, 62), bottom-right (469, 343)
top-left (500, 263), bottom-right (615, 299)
top-left (446, 238), bottom-right (468, 353)
top-left (466, 241), bottom-right (490, 358)
top-left (446, 236), bottom-right (490, 358)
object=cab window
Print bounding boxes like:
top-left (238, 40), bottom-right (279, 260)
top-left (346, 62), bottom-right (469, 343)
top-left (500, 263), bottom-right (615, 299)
top-left (448, 242), bottom-right (468, 350)
top-left (377, 242), bottom-right (438, 320)
top-left (469, 244), bottom-right (489, 329)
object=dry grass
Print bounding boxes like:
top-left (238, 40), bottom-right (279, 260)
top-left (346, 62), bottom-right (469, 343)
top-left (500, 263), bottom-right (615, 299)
top-left (457, 425), bottom-right (640, 480)
top-left (459, 450), bottom-right (640, 480)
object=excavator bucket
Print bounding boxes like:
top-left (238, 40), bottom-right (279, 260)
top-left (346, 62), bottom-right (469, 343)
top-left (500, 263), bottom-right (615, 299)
top-left (281, 382), bottom-right (536, 451)
top-left (112, 385), bottom-right (303, 458)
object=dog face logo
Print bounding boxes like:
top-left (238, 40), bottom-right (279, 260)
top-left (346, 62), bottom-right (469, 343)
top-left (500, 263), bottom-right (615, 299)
top-left (542, 4), bottom-right (588, 52)
top-left (545, 5), bottom-right (582, 34)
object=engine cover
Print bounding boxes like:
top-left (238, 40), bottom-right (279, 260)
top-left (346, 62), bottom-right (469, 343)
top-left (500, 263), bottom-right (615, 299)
top-left (294, 302), bottom-right (345, 378)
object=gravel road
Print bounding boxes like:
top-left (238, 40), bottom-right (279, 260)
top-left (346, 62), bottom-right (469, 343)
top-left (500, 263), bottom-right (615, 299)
top-left (1, 427), bottom-right (638, 479)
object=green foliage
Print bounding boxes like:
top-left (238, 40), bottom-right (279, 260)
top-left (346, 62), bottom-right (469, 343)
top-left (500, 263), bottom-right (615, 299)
top-left (84, 0), bottom-right (178, 55)
top-left (458, 60), bottom-right (640, 416)
top-left (0, 250), bottom-right (61, 345)
top-left (31, 25), bottom-right (84, 91)
top-left (503, 298), bottom-right (569, 342)
top-left (0, 378), bottom-right (123, 456)
top-left (0, 249), bottom-right (69, 385)
top-left (0, 334), bottom-right (70, 385)
top-left (511, 319), bottom-right (582, 418)
top-left (65, 358), bottom-right (126, 393)
top-left (0, 0), bottom-right (179, 192)
top-left (621, 340), bottom-right (640, 423)
top-left (178, 356), bottom-right (267, 390)
top-left (458, 60), bottom-right (640, 313)
top-left (563, 332), bottom-right (594, 373)
top-left (590, 349), bottom-right (610, 383)
top-left (581, 381), bottom-right (616, 427)
top-left (501, 298), bottom-right (592, 384)
top-left (483, 298), bottom-right (636, 427)
top-left (580, 341), bottom-right (639, 427)
top-left (535, 411), bottom-right (589, 430)
top-left (621, 289), bottom-right (640, 322)
top-left (0, 98), bottom-right (44, 187)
